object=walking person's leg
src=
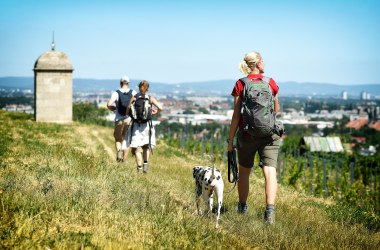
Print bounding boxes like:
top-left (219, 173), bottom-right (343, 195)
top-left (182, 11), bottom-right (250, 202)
top-left (121, 118), bottom-right (131, 162)
top-left (262, 166), bottom-right (277, 205)
top-left (238, 166), bottom-right (251, 202)
top-left (132, 147), bottom-right (143, 171)
top-left (237, 166), bottom-right (251, 213)
top-left (262, 166), bottom-right (277, 224)
top-left (114, 120), bottom-right (124, 161)
top-left (260, 135), bottom-right (280, 224)
top-left (236, 132), bottom-right (257, 213)
top-left (142, 145), bottom-right (150, 173)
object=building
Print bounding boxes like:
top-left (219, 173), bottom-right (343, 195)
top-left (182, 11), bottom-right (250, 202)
top-left (345, 117), bottom-right (368, 130)
top-left (33, 41), bottom-right (73, 123)
top-left (360, 91), bottom-right (371, 100)
top-left (300, 136), bottom-right (344, 153)
top-left (341, 90), bottom-right (348, 100)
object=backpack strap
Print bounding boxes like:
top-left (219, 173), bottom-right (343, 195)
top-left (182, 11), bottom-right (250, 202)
top-left (116, 90), bottom-right (122, 102)
top-left (129, 120), bottom-right (134, 145)
top-left (262, 76), bottom-right (270, 85)
top-left (239, 77), bottom-right (251, 86)
top-left (261, 76), bottom-right (272, 96)
top-left (116, 90), bottom-right (122, 113)
top-left (239, 77), bottom-right (251, 105)
top-left (148, 119), bottom-right (153, 155)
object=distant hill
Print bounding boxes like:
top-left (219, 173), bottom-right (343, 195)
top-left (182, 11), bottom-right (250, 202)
top-left (0, 76), bottom-right (379, 97)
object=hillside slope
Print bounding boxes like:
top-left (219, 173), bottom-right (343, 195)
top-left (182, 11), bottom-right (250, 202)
top-left (0, 110), bottom-right (379, 249)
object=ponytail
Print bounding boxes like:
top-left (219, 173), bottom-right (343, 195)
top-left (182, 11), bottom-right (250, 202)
top-left (238, 51), bottom-right (262, 75)
top-left (238, 60), bottom-right (253, 75)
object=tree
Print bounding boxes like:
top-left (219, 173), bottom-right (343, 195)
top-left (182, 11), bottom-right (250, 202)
top-left (198, 107), bottom-right (210, 114)
top-left (183, 109), bottom-right (195, 114)
top-left (73, 103), bottom-right (111, 126)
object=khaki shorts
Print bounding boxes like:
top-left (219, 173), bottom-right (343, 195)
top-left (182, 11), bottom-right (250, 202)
top-left (236, 130), bottom-right (280, 168)
top-left (114, 117), bottom-right (131, 143)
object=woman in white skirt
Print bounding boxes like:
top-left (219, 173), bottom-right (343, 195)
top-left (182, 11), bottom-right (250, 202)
top-left (126, 80), bottom-right (163, 173)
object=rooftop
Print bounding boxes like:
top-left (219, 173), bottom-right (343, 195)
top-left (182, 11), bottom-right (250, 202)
top-left (34, 50), bottom-right (73, 71)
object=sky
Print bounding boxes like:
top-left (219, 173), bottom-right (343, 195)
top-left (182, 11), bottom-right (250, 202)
top-left (0, 0), bottom-right (379, 85)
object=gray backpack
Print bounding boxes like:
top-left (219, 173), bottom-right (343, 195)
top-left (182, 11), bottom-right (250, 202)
top-left (240, 77), bottom-right (283, 137)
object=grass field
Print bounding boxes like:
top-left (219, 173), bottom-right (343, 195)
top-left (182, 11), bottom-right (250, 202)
top-left (0, 110), bottom-right (379, 249)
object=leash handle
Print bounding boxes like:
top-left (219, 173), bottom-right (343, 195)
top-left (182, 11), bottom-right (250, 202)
top-left (227, 147), bottom-right (239, 184)
top-left (226, 147), bottom-right (239, 194)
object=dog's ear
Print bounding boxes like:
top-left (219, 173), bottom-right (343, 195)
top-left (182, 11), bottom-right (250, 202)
top-left (192, 167), bottom-right (198, 178)
top-left (193, 166), bottom-right (201, 178)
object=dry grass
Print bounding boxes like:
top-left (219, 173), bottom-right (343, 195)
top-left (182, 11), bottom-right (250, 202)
top-left (0, 110), bottom-right (379, 249)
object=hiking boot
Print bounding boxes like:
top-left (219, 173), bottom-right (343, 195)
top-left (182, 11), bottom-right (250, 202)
top-left (116, 150), bottom-right (123, 162)
top-left (237, 202), bottom-right (248, 214)
top-left (137, 166), bottom-right (143, 172)
top-left (143, 163), bottom-right (148, 173)
top-left (264, 208), bottom-right (275, 225)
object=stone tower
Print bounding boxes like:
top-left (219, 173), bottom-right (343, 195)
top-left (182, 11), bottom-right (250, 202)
top-left (33, 43), bottom-right (73, 123)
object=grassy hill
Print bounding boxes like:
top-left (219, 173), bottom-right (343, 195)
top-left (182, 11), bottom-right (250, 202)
top-left (0, 110), bottom-right (379, 249)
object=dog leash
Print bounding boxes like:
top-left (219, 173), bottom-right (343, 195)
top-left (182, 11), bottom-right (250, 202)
top-left (226, 147), bottom-right (239, 193)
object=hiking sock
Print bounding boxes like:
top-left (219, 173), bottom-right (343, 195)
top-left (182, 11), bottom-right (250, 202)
top-left (237, 202), bottom-right (248, 213)
top-left (143, 162), bottom-right (148, 173)
top-left (264, 204), bottom-right (275, 224)
top-left (117, 150), bottom-right (123, 162)
top-left (266, 204), bottom-right (275, 211)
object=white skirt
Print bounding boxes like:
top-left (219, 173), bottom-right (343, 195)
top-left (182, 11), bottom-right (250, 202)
top-left (123, 122), bottom-right (156, 149)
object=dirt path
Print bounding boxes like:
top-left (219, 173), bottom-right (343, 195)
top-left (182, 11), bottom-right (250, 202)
top-left (75, 125), bottom-right (115, 160)
top-left (91, 130), bottom-right (115, 160)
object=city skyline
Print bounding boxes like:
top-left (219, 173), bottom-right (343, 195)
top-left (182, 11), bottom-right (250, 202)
top-left (0, 0), bottom-right (379, 85)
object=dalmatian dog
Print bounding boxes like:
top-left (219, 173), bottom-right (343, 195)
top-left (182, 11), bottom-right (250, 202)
top-left (192, 165), bottom-right (224, 228)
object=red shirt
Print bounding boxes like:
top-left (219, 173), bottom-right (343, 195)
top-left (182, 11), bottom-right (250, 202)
top-left (231, 73), bottom-right (279, 97)
top-left (231, 73), bottom-right (279, 128)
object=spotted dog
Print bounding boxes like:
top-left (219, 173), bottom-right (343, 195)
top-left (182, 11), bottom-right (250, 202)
top-left (193, 165), bottom-right (224, 228)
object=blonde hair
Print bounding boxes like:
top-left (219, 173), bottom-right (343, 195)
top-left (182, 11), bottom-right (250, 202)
top-left (138, 80), bottom-right (150, 93)
top-left (238, 51), bottom-right (262, 75)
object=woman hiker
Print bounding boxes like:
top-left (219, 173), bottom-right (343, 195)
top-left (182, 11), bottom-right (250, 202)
top-left (126, 80), bottom-right (163, 173)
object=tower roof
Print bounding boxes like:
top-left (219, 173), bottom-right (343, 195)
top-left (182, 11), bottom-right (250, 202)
top-left (34, 50), bottom-right (73, 71)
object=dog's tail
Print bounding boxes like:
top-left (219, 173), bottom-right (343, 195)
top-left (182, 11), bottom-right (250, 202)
top-left (206, 154), bottom-right (216, 179)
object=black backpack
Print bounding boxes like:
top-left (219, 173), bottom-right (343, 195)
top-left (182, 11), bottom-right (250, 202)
top-left (129, 93), bottom-right (152, 124)
top-left (116, 89), bottom-right (133, 115)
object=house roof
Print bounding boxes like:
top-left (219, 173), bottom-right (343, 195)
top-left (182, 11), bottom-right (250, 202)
top-left (369, 121), bottom-right (380, 131)
top-left (345, 118), bottom-right (368, 130)
top-left (301, 136), bottom-right (344, 152)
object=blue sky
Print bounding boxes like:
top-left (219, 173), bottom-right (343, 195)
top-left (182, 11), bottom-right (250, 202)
top-left (0, 0), bottom-right (379, 84)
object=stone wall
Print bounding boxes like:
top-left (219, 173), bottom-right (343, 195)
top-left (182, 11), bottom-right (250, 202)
top-left (34, 71), bottom-right (72, 123)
